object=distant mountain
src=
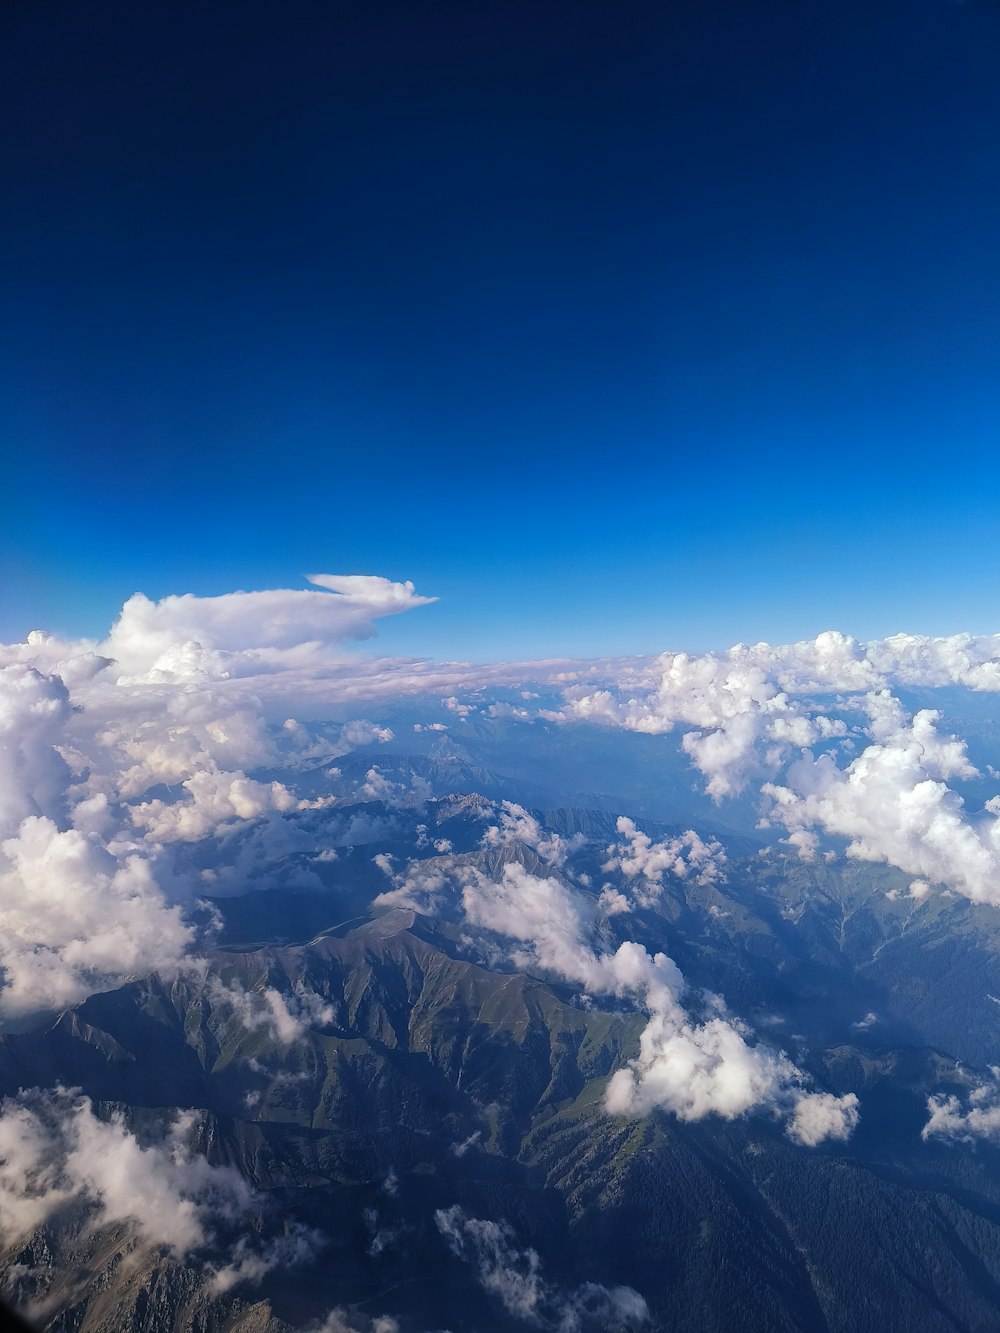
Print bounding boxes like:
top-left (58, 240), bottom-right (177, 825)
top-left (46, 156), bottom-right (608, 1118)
top-left (5, 799), bottom-right (1000, 1331)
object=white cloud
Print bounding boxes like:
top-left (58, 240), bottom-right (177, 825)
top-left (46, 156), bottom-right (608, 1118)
top-left (922, 1072), bottom-right (1000, 1143)
top-left (598, 885), bottom-right (631, 916)
top-left (562, 631), bottom-right (1000, 906)
top-left (0, 816), bottom-right (192, 1020)
top-left (763, 697), bottom-right (1000, 904)
top-left (0, 1089), bottom-right (251, 1255)
top-left (435, 1204), bottom-right (648, 1329)
top-left (206, 977), bottom-right (334, 1045)
top-left (357, 765), bottom-right (432, 807)
top-left (604, 1008), bottom-right (799, 1124)
top-left (562, 646), bottom-right (842, 799)
top-left (450, 1130), bottom-right (482, 1158)
top-left (603, 817), bottom-right (726, 904)
top-left (0, 663), bottom-right (74, 833)
top-left (435, 1205), bottom-right (545, 1321)
top-left (104, 575), bottom-right (435, 682)
top-left (0, 1087), bottom-right (326, 1310)
top-left (4, 580), bottom-right (1000, 1036)
top-left (310, 1312), bottom-right (400, 1333)
top-left (459, 853), bottom-right (854, 1142)
top-left (482, 802), bottom-right (583, 868)
top-left (372, 860), bottom-right (452, 914)
top-left (208, 1223), bottom-right (324, 1293)
top-left (340, 719), bottom-right (394, 747)
top-left (0, 574), bottom-right (482, 1021)
top-left (130, 769), bottom-right (298, 842)
top-left (786, 1091), bottom-right (860, 1147)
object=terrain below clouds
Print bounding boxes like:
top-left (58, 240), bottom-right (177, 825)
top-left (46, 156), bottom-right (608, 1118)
top-left (4, 580), bottom-right (1000, 1330)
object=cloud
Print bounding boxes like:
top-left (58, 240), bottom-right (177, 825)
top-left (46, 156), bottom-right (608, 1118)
top-left (922, 1071), bottom-right (1000, 1143)
top-left (310, 1313), bottom-right (400, 1333)
top-left (372, 859), bottom-right (453, 914)
top-left (786, 1091), bottom-right (860, 1147)
top-left (482, 801), bottom-right (584, 868)
top-left (130, 769), bottom-right (299, 842)
top-left (0, 1087), bottom-right (325, 1312)
top-left (208, 1222), bottom-right (324, 1293)
top-left (340, 719), bottom-right (394, 747)
top-left (450, 1130), bottom-right (482, 1157)
top-left (0, 1089), bottom-right (251, 1255)
top-left (358, 765), bottom-right (432, 807)
top-left (562, 644), bottom-right (847, 799)
top-left (0, 816), bottom-right (192, 1020)
top-left (435, 1204), bottom-right (648, 1329)
top-left (562, 631), bottom-right (1000, 906)
top-left (3, 577), bottom-right (1000, 1032)
top-left (0, 573), bottom-right (480, 1022)
top-left (103, 575), bottom-right (436, 682)
top-left (762, 695), bottom-right (1000, 904)
top-left (0, 663), bottom-right (73, 833)
top-left (206, 976), bottom-right (335, 1044)
top-left (602, 817), bottom-right (726, 905)
top-left (435, 1205), bottom-right (545, 1321)
top-left (458, 836), bottom-right (856, 1141)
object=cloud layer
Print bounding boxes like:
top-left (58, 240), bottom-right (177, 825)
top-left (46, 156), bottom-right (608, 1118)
top-left (0, 575), bottom-right (997, 1156)
top-left (563, 631), bottom-right (1000, 904)
top-left (0, 575), bottom-right (450, 1022)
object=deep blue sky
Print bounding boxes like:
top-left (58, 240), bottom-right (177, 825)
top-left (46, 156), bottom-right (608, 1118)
top-left (3, 0), bottom-right (999, 658)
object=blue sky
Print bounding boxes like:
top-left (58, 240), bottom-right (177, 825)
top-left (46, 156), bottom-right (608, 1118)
top-left (3, 0), bottom-right (999, 659)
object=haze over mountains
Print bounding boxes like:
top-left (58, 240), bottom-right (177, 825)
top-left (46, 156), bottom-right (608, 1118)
top-left (3, 576), bottom-right (1000, 1331)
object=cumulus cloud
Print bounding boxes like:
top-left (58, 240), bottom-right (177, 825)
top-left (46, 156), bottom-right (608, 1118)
top-left (562, 643), bottom-right (846, 799)
top-left (103, 575), bottom-right (436, 682)
top-left (0, 573), bottom-right (471, 1022)
top-left (435, 1205), bottom-right (648, 1329)
top-left (459, 843), bottom-right (855, 1141)
top-left (309, 1312), bottom-right (400, 1333)
top-left (0, 1087), bottom-right (325, 1308)
top-left (922, 1071), bottom-right (1000, 1143)
top-left (381, 826), bottom-right (822, 1133)
top-left (357, 765), bottom-right (432, 807)
top-left (372, 859), bottom-right (453, 914)
top-left (482, 802), bottom-right (584, 868)
top-left (340, 719), bottom-right (394, 747)
top-left (562, 630), bottom-right (1000, 906)
top-left (762, 696), bottom-right (1000, 904)
top-left (603, 817), bottom-right (726, 904)
top-left (0, 816), bottom-right (192, 1019)
top-left (786, 1091), bottom-right (860, 1147)
top-left (0, 663), bottom-right (72, 831)
top-left (130, 770), bottom-right (299, 842)
top-left (4, 576), bottom-right (1000, 1033)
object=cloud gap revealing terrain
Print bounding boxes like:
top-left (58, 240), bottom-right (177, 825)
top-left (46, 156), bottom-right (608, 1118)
top-left (5, 574), bottom-right (1000, 1332)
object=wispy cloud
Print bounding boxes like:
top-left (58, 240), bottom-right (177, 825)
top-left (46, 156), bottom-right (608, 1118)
top-left (435, 1204), bottom-right (649, 1329)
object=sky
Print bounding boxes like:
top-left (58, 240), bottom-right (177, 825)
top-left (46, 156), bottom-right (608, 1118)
top-left (3, 0), bottom-right (999, 660)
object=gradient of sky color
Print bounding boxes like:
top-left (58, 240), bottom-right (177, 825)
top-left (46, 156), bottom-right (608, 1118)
top-left (3, 0), bottom-right (999, 659)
